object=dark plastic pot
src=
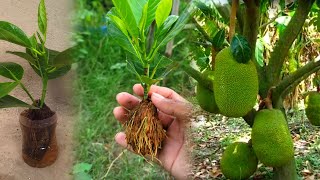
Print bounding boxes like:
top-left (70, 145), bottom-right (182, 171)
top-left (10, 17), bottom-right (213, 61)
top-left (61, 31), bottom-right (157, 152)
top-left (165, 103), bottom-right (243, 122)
top-left (19, 111), bottom-right (58, 168)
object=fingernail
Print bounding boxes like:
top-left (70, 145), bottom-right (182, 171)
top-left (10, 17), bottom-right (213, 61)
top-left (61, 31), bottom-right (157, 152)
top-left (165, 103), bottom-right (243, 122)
top-left (152, 92), bottom-right (164, 100)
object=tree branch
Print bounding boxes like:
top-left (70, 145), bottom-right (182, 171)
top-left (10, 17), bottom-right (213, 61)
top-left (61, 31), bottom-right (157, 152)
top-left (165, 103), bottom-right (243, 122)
top-left (272, 60), bottom-right (320, 108)
top-left (229, 0), bottom-right (239, 42)
top-left (181, 64), bottom-right (213, 91)
top-left (267, 0), bottom-right (315, 86)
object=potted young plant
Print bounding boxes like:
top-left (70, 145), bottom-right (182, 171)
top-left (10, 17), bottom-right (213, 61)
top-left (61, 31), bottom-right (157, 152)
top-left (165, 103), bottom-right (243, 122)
top-left (0, 0), bottom-right (73, 168)
top-left (106, 0), bottom-right (195, 159)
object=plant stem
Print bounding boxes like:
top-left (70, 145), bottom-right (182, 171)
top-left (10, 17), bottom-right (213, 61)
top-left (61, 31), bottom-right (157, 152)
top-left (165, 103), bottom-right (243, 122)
top-left (19, 82), bottom-right (36, 104)
top-left (229, 0), bottom-right (239, 42)
top-left (40, 77), bottom-right (48, 108)
top-left (181, 64), bottom-right (213, 90)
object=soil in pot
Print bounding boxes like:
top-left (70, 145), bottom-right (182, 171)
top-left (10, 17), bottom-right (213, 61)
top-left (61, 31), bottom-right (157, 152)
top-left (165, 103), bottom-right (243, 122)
top-left (125, 99), bottom-right (166, 159)
top-left (19, 101), bottom-right (58, 168)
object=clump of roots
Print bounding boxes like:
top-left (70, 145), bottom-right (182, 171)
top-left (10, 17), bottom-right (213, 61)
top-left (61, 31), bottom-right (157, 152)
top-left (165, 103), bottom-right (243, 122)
top-left (125, 99), bottom-right (166, 159)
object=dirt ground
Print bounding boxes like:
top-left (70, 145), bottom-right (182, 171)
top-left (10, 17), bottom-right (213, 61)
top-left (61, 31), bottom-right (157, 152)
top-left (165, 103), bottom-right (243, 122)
top-left (0, 0), bottom-right (74, 179)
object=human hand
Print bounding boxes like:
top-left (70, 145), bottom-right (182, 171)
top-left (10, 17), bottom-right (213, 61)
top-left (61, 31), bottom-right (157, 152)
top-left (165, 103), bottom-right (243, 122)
top-left (113, 84), bottom-right (193, 179)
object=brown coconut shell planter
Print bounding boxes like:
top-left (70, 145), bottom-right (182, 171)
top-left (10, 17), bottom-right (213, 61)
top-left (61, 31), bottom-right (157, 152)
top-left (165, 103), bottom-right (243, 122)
top-left (19, 102), bottom-right (58, 168)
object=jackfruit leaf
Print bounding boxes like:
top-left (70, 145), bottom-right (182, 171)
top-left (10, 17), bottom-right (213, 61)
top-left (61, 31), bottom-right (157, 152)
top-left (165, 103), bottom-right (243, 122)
top-left (195, 1), bottom-right (212, 16)
top-left (0, 62), bottom-right (24, 80)
top-left (38, 0), bottom-right (47, 37)
top-left (230, 35), bottom-right (252, 64)
top-left (155, 15), bottom-right (179, 40)
top-left (150, 54), bottom-right (173, 78)
top-left (108, 14), bottom-right (129, 37)
top-left (146, 0), bottom-right (161, 28)
top-left (52, 47), bottom-right (74, 68)
top-left (157, 3), bottom-right (195, 48)
top-left (126, 60), bottom-right (142, 82)
top-left (0, 21), bottom-right (32, 48)
top-left (0, 95), bottom-right (35, 109)
top-left (0, 82), bottom-right (19, 99)
top-left (111, 0), bottom-right (139, 38)
top-left (29, 34), bottom-right (38, 48)
top-left (36, 31), bottom-right (45, 44)
top-left (141, 75), bottom-right (161, 85)
top-left (155, 0), bottom-right (173, 28)
top-left (212, 29), bottom-right (225, 49)
top-left (6, 51), bottom-right (37, 66)
top-left (255, 38), bottom-right (264, 67)
top-left (128, 0), bottom-right (148, 28)
top-left (139, 3), bottom-right (148, 31)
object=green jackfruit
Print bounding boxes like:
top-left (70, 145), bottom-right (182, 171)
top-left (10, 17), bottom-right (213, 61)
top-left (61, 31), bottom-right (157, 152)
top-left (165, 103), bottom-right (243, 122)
top-left (221, 142), bottom-right (258, 180)
top-left (214, 47), bottom-right (258, 117)
top-left (252, 109), bottom-right (294, 167)
top-left (305, 92), bottom-right (320, 126)
top-left (196, 70), bottom-right (219, 113)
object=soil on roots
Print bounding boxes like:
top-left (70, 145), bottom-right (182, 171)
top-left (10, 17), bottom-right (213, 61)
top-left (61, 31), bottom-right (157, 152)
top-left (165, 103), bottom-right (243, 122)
top-left (125, 99), bottom-right (166, 159)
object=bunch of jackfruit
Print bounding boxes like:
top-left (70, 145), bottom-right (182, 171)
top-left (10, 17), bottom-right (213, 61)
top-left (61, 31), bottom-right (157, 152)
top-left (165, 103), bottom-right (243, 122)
top-left (304, 92), bottom-right (320, 126)
top-left (196, 47), bottom-right (258, 117)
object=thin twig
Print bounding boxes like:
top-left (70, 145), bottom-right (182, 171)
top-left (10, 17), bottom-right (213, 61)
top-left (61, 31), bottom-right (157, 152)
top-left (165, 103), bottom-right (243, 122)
top-left (102, 150), bottom-right (126, 179)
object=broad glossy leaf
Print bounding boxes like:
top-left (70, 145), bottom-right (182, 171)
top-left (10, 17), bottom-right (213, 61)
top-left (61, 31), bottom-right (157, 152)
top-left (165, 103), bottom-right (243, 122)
top-left (139, 3), bottom-right (148, 31)
top-left (128, 0), bottom-right (148, 26)
top-left (146, 0), bottom-right (161, 28)
top-left (0, 62), bottom-right (24, 80)
top-left (29, 34), bottom-right (38, 48)
top-left (108, 14), bottom-right (129, 37)
top-left (6, 51), bottom-right (37, 66)
top-left (0, 21), bottom-right (32, 48)
top-left (111, 0), bottom-right (139, 37)
top-left (48, 65), bottom-right (71, 79)
top-left (126, 60), bottom-right (142, 81)
top-left (230, 35), bottom-right (252, 64)
top-left (255, 38), bottom-right (264, 67)
top-left (0, 82), bottom-right (18, 98)
top-left (157, 3), bottom-right (195, 48)
top-left (155, 0), bottom-right (173, 28)
top-left (38, 0), bottom-right (47, 36)
top-left (52, 47), bottom-right (74, 68)
top-left (0, 95), bottom-right (34, 109)
top-left (156, 15), bottom-right (179, 39)
top-left (212, 29), bottom-right (225, 49)
top-left (141, 75), bottom-right (161, 85)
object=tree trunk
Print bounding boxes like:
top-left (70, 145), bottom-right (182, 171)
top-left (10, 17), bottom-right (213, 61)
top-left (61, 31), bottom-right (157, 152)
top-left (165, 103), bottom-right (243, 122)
top-left (273, 158), bottom-right (298, 180)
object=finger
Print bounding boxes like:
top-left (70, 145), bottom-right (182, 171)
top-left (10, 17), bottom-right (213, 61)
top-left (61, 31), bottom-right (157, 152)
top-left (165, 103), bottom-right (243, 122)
top-left (116, 92), bottom-right (141, 110)
top-left (151, 92), bottom-right (192, 120)
top-left (113, 106), bottom-right (129, 123)
top-left (133, 84), bottom-right (144, 97)
top-left (115, 132), bottom-right (128, 148)
top-left (158, 110), bottom-right (175, 129)
top-left (148, 85), bottom-right (188, 103)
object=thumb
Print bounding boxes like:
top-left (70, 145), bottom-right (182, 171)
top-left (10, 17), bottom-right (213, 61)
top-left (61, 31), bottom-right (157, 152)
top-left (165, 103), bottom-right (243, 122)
top-left (151, 92), bottom-right (192, 121)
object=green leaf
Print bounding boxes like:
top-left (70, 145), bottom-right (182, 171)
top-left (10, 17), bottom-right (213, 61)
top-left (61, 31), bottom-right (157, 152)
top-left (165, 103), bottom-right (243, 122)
top-left (29, 34), bottom-right (38, 48)
top-left (139, 3), bottom-right (149, 31)
top-left (230, 35), bottom-right (252, 64)
top-left (0, 82), bottom-right (19, 99)
top-left (108, 14), bottom-right (129, 37)
top-left (156, 15), bottom-right (179, 39)
top-left (73, 163), bottom-right (92, 174)
top-left (141, 75), bottom-right (161, 85)
top-left (255, 38), bottom-right (265, 67)
top-left (155, 0), bottom-right (173, 28)
top-left (211, 29), bottom-right (225, 49)
top-left (0, 95), bottom-right (34, 109)
top-left (38, 0), bottom-right (47, 37)
top-left (146, 0), bottom-right (161, 28)
top-left (51, 47), bottom-right (74, 68)
top-left (156, 3), bottom-right (195, 48)
top-left (0, 62), bottom-right (24, 80)
top-left (128, 0), bottom-right (148, 26)
top-left (111, 0), bottom-right (139, 38)
top-left (126, 60), bottom-right (142, 81)
top-left (6, 51), bottom-right (37, 66)
top-left (0, 21), bottom-right (32, 48)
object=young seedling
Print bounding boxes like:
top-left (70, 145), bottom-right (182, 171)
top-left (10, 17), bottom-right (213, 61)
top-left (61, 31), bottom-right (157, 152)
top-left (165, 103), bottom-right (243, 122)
top-left (0, 0), bottom-right (73, 112)
top-left (107, 0), bottom-right (195, 159)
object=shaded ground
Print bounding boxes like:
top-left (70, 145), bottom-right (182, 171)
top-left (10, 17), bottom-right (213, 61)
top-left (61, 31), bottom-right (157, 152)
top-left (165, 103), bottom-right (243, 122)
top-left (191, 104), bottom-right (320, 180)
top-left (0, 0), bottom-right (74, 179)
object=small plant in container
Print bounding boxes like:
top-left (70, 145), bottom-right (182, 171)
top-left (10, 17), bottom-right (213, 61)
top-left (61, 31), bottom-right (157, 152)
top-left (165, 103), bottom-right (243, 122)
top-left (0, 0), bottom-right (73, 168)
top-left (106, 0), bottom-right (195, 159)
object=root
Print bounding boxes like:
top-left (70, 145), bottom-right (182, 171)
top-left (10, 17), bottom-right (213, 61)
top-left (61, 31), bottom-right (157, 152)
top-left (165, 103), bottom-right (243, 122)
top-left (125, 99), bottom-right (166, 159)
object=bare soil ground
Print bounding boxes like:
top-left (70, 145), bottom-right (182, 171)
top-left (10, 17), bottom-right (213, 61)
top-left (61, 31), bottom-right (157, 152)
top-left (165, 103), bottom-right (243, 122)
top-left (0, 1), bottom-right (74, 179)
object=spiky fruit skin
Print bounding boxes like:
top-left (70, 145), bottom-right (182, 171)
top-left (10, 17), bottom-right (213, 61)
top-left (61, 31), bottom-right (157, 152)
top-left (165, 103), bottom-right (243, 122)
top-left (305, 92), bottom-right (320, 126)
top-left (214, 47), bottom-right (258, 117)
top-left (196, 70), bottom-right (219, 113)
top-left (125, 99), bottom-right (166, 158)
top-left (221, 142), bottom-right (258, 180)
top-left (252, 109), bottom-right (294, 167)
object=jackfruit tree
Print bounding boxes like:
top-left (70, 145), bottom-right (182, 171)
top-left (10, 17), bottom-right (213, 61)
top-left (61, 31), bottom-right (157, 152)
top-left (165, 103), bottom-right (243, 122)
top-left (180, 0), bottom-right (320, 179)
